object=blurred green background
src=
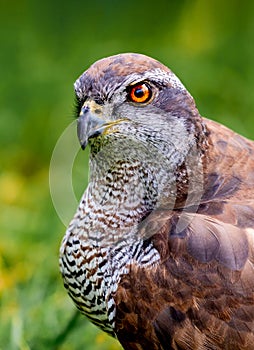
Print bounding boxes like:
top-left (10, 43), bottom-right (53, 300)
top-left (1, 0), bottom-right (254, 349)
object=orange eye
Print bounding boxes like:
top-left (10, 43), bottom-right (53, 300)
top-left (128, 83), bottom-right (152, 104)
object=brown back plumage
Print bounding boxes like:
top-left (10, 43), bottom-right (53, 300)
top-left (115, 120), bottom-right (254, 349)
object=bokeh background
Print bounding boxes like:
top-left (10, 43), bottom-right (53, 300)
top-left (1, 0), bottom-right (254, 349)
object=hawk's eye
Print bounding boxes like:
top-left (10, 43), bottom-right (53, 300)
top-left (128, 83), bottom-right (152, 104)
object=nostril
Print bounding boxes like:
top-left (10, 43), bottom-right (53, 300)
top-left (80, 105), bottom-right (89, 115)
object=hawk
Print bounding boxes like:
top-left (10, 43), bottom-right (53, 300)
top-left (59, 53), bottom-right (254, 349)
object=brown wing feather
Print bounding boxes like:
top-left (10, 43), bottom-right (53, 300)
top-left (115, 119), bottom-right (254, 349)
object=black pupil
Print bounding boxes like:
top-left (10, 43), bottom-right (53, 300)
top-left (134, 86), bottom-right (145, 98)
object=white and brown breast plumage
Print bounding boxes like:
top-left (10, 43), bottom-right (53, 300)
top-left (59, 53), bottom-right (254, 349)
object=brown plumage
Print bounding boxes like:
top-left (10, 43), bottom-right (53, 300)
top-left (60, 53), bottom-right (254, 349)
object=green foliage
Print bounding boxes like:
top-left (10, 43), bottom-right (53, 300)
top-left (1, 0), bottom-right (254, 348)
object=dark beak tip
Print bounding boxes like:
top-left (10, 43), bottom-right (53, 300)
top-left (80, 140), bottom-right (87, 150)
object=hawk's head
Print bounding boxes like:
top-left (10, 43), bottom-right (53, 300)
top-left (75, 53), bottom-right (206, 158)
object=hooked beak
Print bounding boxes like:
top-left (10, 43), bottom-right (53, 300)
top-left (77, 102), bottom-right (105, 150)
top-left (77, 100), bottom-right (127, 150)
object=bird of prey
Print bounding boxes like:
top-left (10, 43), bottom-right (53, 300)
top-left (59, 53), bottom-right (254, 349)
